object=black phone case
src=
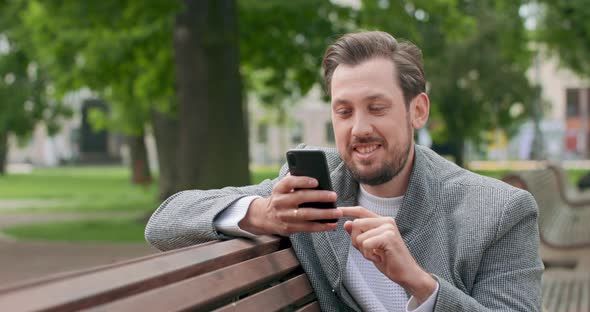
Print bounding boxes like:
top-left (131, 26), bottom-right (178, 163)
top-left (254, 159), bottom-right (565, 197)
top-left (286, 150), bottom-right (337, 223)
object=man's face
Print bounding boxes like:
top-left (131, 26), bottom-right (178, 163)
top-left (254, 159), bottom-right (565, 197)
top-left (330, 57), bottom-right (414, 186)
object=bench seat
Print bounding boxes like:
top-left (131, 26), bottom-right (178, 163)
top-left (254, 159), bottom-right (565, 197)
top-left (0, 236), bottom-right (319, 312)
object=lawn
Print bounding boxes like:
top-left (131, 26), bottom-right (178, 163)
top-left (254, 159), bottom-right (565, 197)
top-left (2, 218), bottom-right (146, 243)
top-left (0, 165), bottom-right (281, 213)
top-left (0, 166), bottom-right (159, 213)
top-left (0, 165), bottom-right (279, 242)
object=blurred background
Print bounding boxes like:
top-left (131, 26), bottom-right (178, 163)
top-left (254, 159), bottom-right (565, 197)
top-left (0, 0), bottom-right (589, 287)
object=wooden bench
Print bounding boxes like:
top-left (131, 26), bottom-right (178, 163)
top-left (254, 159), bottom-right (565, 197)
top-left (502, 168), bottom-right (590, 248)
top-left (542, 271), bottom-right (590, 312)
top-left (0, 236), bottom-right (319, 312)
top-left (546, 163), bottom-right (590, 207)
top-left (503, 169), bottom-right (590, 312)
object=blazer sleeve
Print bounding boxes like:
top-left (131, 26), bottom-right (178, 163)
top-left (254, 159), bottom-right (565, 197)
top-left (434, 189), bottom-right (544, 311)
top-left (145, 163), bottom-right (289, 251)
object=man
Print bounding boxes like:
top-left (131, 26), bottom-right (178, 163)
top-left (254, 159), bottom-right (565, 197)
top-left (146, 31), bottom-right (543, 311)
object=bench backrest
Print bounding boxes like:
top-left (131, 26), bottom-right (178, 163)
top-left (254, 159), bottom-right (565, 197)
top-left (502, 169), bottom-right (590, 248)
top-left (0, 236), bottom-right (319, 312)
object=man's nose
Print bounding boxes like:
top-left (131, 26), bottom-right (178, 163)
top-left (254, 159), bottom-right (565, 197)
top-left (351, 115), bottom-right (373, 137)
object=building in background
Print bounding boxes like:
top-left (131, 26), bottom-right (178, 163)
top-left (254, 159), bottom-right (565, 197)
top-left (7, 90), bottom-right (123, 168)
top-left (249, 87), bottom-right (334, 165)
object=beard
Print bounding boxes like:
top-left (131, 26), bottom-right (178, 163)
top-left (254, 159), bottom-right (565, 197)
top-left (344, 117), bottom-right (413, 186)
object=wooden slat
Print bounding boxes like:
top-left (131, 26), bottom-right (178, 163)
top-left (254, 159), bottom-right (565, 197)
top-left (581, 277), bottom-right (589, 312)
top-left (213, 274), bottom-right (314, 312)
top-left (0, 236), bottom-right (282, 312)
top-left (89, 248), bottom-right (301, 312)
top-left (296, 301), bottom-right (321, 312)
top-left (557, 280), bottom-right (572, 312)
top-left (542, 271), bottom-right (590, 312)
top-left (0, 241), bottom-right (218, 295)
top-left (543, 277), bottom-right (557, 311)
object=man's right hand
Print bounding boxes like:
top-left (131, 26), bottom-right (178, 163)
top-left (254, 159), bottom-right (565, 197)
top-left (238, 175), bottom-right (342, 236)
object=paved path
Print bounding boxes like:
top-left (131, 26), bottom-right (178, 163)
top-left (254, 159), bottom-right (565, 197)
top-left (0, 212), bottom-right (158, 288)
top-left (0, 199), bottom-right (64, 210)
top-left (0, 211), bottom-right (143, 228)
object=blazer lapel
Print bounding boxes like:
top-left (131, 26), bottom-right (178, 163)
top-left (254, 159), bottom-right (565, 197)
top-left (395, 145), bottom-right (439, 263)
top-left (314, 160), bottom-right (358, 290)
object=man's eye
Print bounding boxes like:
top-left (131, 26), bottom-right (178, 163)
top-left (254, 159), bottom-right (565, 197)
top-left (370, 106), bottom-right (385, 112)
top-left (336, 109), bottom-right (352, 116)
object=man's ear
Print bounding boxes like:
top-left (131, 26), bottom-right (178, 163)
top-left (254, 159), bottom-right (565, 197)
top-left (410, 93), bottom-right (430, 129)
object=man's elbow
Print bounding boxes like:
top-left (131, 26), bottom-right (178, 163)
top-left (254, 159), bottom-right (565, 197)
top-left (144, 216), bottom-right (168, 251)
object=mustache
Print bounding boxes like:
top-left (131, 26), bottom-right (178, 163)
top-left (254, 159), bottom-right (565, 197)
top-left (350, 136), bottom-right (384, 146)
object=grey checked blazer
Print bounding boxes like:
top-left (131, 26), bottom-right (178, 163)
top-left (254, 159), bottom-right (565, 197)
top-left (146, 144), bottom-right (543, 311)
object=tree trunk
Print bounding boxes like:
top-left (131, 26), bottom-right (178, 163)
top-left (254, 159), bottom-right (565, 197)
top-left (450, 139), bottom-right (465, 168)
top-left (0, 132), bottom-right (7, 175)
top-left (151, 108), bottom-right (180, 200)
top-left (127, 131), bottom-right (152, 185)
top-left (174, 0), bottom-right (250, 190)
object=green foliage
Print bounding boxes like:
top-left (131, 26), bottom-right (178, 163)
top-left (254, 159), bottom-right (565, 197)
top-left (536, 0), bottom-right (590, 78)
top-left (239, 0), bottom-right (352, 107)
top-left (427, 0), bottom-right (536, 147)
top-left (2, 218), bottom-right (146, 243)
top-left (0, 1), bottom-right (70, 141)
top-left (18, 1), bottom-right (180, 135)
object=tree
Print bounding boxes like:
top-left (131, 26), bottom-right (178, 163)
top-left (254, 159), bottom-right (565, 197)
top-left (536, 0), bottom-right (590, 78)
top-left (428, 0), bottom-right (536, 165)
top-left (18, 1), bottom-right (251, 198)
top-left (0, 1), bottom-right (70, 174)
top-left (173, 0), bottom-right (250, 190)
top-left (19, 1), bottom-right (181, 186)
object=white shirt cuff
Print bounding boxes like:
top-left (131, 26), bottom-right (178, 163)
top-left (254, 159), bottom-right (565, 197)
top-left (406, 281), bottom-right (439, 312)
top-left (213, 195), bottom-right (261, 239)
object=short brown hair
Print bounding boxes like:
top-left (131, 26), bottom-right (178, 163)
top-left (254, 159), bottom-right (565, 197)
top-left (322, 31), bottom-right (426, 106)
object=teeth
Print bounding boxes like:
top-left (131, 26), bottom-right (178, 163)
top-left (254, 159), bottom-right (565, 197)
top-left (357, 145), bottom-right (379, 154)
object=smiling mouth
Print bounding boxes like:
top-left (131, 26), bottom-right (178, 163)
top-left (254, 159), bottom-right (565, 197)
top-left (353, 144), bottom-right (382, 156)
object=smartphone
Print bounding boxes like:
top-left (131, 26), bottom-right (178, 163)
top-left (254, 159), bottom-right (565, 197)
top-left (286, 149), bottom-right (337, 223)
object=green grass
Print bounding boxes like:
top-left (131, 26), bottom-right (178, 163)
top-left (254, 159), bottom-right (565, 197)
top-left (2, 218), bottom-right (146, 243)
top-left (0, 166), bottom-right (159, 213)
top-left (564, 169), bottom-right (589, 185)
top-left (251, 165), bottom-right (280, 184)
top-left (0, 165), bottom-right (281, 214)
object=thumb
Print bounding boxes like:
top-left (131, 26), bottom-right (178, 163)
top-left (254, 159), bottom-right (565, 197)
top-left (343, 220), bottom-right (353, 234)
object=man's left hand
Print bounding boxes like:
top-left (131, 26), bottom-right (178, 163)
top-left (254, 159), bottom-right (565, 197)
top-left (340, 206), bottom-right (437, 304)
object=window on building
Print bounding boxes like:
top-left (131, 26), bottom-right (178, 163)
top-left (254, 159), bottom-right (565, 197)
top-left (325, 122), bottom-right (335, 143)
top-left (566, 88), bottom-right (580, 117)
top-left (291, 122), bottom-right (303, 144)
top-left (258, 123), bottom-right (268, 143)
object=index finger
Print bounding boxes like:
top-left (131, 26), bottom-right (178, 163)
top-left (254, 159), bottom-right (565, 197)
top-left (274, 175), bottom-right (318, 194)
top-left (339, 206), bottom-right (379, 218)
